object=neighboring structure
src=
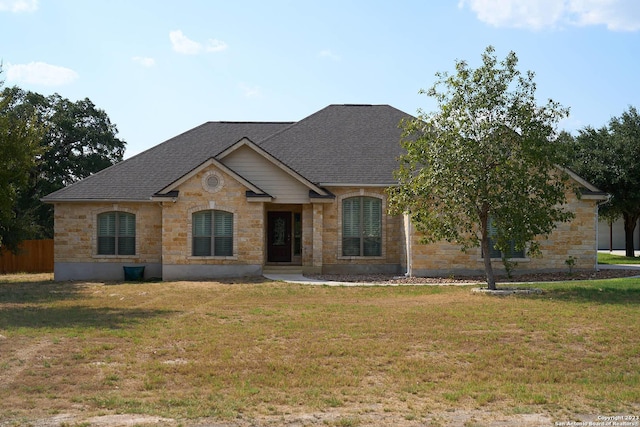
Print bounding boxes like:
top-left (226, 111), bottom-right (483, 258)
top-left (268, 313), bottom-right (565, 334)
top-left (598, 218), bottom-right (640, 251)
top-left (42, 104), bottom-right (607, 281)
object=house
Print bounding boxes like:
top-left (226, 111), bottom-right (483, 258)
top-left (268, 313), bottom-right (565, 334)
top-left (42, 104), bottom-right (607, 281)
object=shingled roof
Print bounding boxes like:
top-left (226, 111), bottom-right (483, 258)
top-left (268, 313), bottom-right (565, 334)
top-left (259, 104), bottom-right (411, 185)
top-left (42, 122), bottom-right (292, 202)
top-left (42, 104), bottom-right (412, 202)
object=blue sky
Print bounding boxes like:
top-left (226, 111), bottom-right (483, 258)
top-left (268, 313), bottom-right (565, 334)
top-left (2, 0), bottom-right (640, 158)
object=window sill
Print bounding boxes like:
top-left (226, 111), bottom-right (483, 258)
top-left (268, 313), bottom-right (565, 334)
top-left (93, 254), bottom-right (137, 259)
top-left (187, 256), bottom-right (238, 261)
top-left (338, 256), bottom-right (385, 260)
top-left (477, 257), bottom-right (530, 263)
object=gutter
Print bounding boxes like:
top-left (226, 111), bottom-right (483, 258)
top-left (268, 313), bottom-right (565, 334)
top-left (41, 198), bottom-right (158, 204)
top-left (318, 182), bottom-right (398, 188)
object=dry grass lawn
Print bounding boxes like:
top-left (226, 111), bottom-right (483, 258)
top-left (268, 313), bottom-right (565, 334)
top-left (1, 273), bottom-right (639, 426)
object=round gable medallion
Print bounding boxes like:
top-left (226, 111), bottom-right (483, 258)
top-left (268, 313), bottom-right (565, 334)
top-left (202, 171), bottom-right (224, 193)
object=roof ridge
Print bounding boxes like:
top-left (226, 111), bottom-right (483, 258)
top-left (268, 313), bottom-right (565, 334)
top-left (336, 103), bottom-right (379, 107)
top-left (214, 120), bottom-right (295, 124)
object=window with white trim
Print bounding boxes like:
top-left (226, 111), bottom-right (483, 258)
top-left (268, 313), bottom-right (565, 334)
top-left (97, 211), bottom-right (136, 255)
top-left (342, 196), bottom-right (382, 256)
top-left (192, 210), bottom-right (233, 256)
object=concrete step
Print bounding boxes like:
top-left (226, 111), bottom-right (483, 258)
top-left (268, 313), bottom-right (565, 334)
top-left (263, 265), bottom-right (303, 275)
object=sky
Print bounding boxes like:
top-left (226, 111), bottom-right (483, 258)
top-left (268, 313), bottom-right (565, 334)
top-left (2, 0), bottom-right (640, 158)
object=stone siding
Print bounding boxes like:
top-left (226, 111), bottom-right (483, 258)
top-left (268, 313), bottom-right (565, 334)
top-left (318, 187), bottom-right (404, 274)
top-left (52, 170), bottom-right (601, 281)
top-left (409, 189), bottom-right (600, 277)
top-left (52, 201), bottom-right (162, 280)
top-left (161, 165), bottom-right (264, 270)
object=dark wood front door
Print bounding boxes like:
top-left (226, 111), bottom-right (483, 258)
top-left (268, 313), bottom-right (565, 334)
top-left (267, 211), bottom-right (292, 262)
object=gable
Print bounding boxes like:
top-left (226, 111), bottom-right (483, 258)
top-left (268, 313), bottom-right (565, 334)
top-left (153, 156), bottom-right (269, 199)
top-left (560, 167), bottom-right (607, 200)
top-left (42, 121), bottom-right (292, 202)
top-left (220, 144), bottom-right (316, 204)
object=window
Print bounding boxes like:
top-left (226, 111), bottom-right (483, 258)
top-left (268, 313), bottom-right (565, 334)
top-left (192, 210), bottom-right (233, 256)
top-left (293, 212), bottom-right (302, 256)
top-left (97, 212), bottom-right (135, 255)
top-left (488, 218), bottom-right (525, 259)
top-left (342, 196), bottom-right (382, 256)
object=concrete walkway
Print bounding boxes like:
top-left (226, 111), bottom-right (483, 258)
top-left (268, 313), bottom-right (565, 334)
top-left (263, 251), bottom-right (640, 286)
top-left (262, 270), bottom-right (640, 286)
top-left (599, 264), bottom-right (640, 270)
top-left (261, 273), bottom-right (521, 287)
top-left (603, 249), bottom-right (639, 257)
top-left (261, 273), bottom-right (420, 287)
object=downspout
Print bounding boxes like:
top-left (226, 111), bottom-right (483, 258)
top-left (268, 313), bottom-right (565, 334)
top-left (595, 206), bottom-right (599, 271)
top-left (596, 195), bottom-right (612, 271)
top-left (405, 213), bottom-right (412, 277)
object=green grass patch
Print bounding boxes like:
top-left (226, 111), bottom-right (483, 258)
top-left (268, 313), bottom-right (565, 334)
top-left (598, 252), bottom-right (640, 264)
top-left (1, 273), bottom-right (639, 423)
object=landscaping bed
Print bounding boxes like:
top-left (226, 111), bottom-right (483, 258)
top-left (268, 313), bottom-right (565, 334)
top-left (309, 268), bottom-right (640, 285)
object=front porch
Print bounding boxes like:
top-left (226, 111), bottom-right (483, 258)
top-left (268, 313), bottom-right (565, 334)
top-left (263, 203), bottom-right (325, 275)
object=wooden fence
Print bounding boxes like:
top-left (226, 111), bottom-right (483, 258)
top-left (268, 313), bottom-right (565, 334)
top-left (0, 239), bottom-right (54, 274)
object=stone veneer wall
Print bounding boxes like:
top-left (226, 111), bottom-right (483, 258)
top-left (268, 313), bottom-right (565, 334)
top-left (302, 204), bottom-right (314, 268)
top-left (408, 189), bottom-right (601, 277)
top-left (318, 187), bottom-right (405, 275)
top-left (160, 166), bottom-right (265, 280)
top-left (52, 201), bottom-right (162, 281)
top-left (53, 174), bottom-right (597, 281)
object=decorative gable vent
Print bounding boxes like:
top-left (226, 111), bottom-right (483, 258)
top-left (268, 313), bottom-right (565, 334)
top-left (203, 171), bottom-right (224, 193)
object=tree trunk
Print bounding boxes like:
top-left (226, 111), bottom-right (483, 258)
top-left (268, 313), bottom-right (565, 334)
top-left (480, 212), bottom-right (497, 289)
top-left (623, 212), bottom-right (640, 257)
top-left (481, 235), bottom-right (496, 289)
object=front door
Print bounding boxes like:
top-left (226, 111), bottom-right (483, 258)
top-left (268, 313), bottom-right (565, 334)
top-left (267, 211), bottom-right (292, 262)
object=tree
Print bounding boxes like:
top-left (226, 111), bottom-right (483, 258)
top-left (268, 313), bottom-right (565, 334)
top-left (568, 106), bottom-right (640, 257)
top-left (1, 87), bottom-right (126, 241)
top-left (388, 46), bottom-right (573, 289)
top-left (0, 73), bottom-right (43, 251)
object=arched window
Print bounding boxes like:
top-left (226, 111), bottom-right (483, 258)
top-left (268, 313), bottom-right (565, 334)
top-left (97, 211), bottom-right (135, 255)
top-left (192, 210), bottom-right (233, 256)
top-left (342, 196), bottom-right (382, 256)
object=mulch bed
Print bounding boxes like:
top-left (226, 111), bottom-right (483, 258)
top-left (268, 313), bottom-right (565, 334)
top-left (309, 268), bottom-right (640, 285)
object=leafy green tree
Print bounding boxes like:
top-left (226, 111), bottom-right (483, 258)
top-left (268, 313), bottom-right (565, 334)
top-left (568, 106), bottom-right (640, 257)
top-left (2, 87), bottom-right (126, 239)
top-left (0, 74), bottom-right (43, 251)
top-left (388, 46), bottom-right (573, 289)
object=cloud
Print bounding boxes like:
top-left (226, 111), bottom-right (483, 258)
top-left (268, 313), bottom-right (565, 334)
top-left (0, 0), bottom-right (38, 12)
top-left (239, 83), bottom-right (261, 98)
top-left (205, 39), bottom-right (228, 52)
top-left (170, 30), bottom-right (201, 54)
top-left (132, 56), bottom-right (156, 67)
top-left (567, 0), bottom-right (640, 31)
top-left (6, 62), bottom-right (78, 86)
top-left (459, 0), bottom-right (640, 31)
top-left (318, 49), bottom-right (340, 61)
top-left (170, 30), bottom-right (228, 54)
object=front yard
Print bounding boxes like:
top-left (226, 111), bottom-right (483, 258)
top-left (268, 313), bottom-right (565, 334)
top-left (1, 273), bottom-right (638, 426)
